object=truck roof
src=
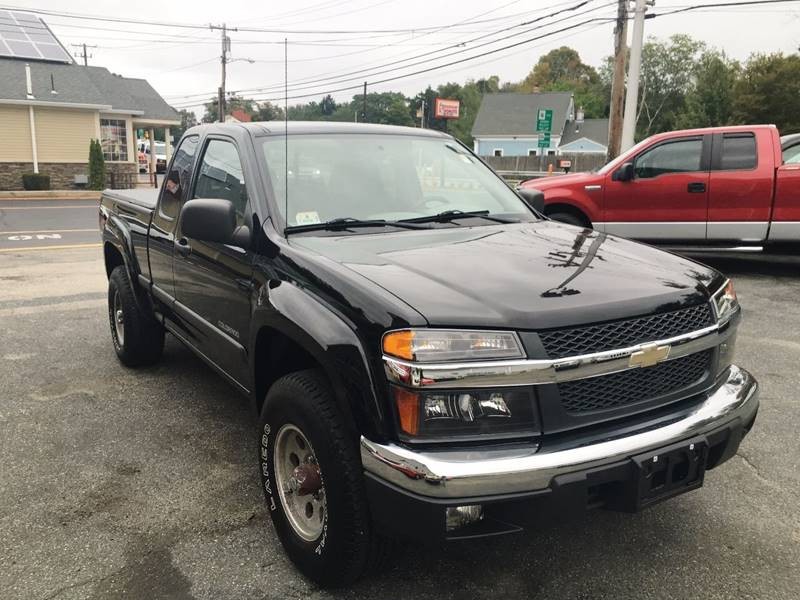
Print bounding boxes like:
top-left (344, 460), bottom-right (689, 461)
top-left (184, 121), bottom-right (451, 139)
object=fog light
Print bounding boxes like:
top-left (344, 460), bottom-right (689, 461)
top-left (445, 505), bottom-right (483, 531)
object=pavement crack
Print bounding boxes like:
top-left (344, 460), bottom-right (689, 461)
top-left (735, 452), bottom-right (788, 495)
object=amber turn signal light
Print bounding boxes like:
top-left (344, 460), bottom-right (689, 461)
top-left (383, 330), bottom-right (415, 361)
top-left (393, 387), bottom-right (420, 436)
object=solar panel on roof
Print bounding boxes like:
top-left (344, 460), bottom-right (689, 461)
top-left (0, 11), bottom-right (72, 63)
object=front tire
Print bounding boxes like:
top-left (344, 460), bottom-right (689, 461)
top-left (108, 266), bottom-right (164, 367)
top-left (258, 370), bottom-right (389, 587)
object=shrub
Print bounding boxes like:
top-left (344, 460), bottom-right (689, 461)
top-left (22, 173), bottom-right (50, 191)
top-left (88, 139), bottom-right (106, 190)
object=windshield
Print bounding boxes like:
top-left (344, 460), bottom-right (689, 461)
top-left (260, 134), bottom-right (534, 229)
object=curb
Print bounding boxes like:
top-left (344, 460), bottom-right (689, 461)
top-left (0, 191), bottom-right (102, 201)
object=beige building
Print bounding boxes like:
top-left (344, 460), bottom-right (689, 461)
top-left (0, 58), bottom-right (180, 190)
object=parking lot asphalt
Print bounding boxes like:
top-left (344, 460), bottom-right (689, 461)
top-left (0, 200), bottom-right (101, 250)
top-left (1, 225), bottom-right (799, 598)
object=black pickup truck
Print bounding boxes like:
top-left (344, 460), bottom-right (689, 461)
top-left (99, 122), bottom-right (758, 586)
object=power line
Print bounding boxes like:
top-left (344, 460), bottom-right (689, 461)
top-left (166, 0), bottom-right (606, 103)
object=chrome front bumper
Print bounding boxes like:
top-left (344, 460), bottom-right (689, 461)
top-left (361, 365), bottom-right (758, 499)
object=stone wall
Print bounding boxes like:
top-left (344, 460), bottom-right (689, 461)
top-left (0, 162), bottom-right (138, 190)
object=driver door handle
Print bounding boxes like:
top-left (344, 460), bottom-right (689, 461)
top-left (687, 182), bottom-right (706, 193)
top-left (175, 236), bottom-right (192, 256)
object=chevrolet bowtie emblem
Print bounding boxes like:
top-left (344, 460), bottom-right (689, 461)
top-left (628, 344), bottom-right (671, 368)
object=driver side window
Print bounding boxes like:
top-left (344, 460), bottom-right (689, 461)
top-left (634, 138), bottom-right (703, 179)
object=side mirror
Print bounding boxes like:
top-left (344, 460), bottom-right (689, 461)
top-left (180, 198), bottom-right (250, 248)
top-left (517, 187), bottom-right (546, 213)
top-left (612, 162), bottom-right (634, 182)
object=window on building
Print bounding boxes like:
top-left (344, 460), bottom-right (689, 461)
top-left (493, 149), bottom-right (503, 157)
top-left (527, 149), bottom-right (537, 157)
top-left (100, 119), bottom-right (128, 162)
top-left (719, 133), bottom-right (756, 170)
top-left (547, 150), bottom-right (556, 156)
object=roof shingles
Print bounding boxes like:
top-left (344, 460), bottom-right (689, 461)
top-left (0, 58), bottom-right (179, 122)
top-left (471, 92), bottom-right (573, 137)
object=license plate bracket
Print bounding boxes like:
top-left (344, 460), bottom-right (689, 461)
top-left (632, 437), bottom-right (708, 510)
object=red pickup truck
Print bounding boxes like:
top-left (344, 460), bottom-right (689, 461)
top-left (521, 125), bottom-right (800, 247)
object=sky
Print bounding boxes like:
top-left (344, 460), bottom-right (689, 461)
top-left (4, 0), bottom-right (799, 117)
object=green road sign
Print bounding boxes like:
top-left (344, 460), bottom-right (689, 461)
top-left (538, 133), bottom-right (551, 148)
top-left (536, 108), bottom-right (553, 132)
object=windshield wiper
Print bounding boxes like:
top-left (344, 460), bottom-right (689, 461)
top-left (286, 217), bottom-right (428, 234)
top-left (398, 209), bottom-right (518, 225)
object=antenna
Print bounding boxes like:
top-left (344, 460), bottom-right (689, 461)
top-left (284, 37), bottom-right (289, 232)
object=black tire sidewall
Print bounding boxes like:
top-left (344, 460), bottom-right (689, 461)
top-left (108, 268), bottom-right (129, 358)
top-left (259, 373), bottom-right (368, 585)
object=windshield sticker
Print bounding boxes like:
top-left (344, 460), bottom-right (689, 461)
top-left (295, 211), bottom-right (321, 225)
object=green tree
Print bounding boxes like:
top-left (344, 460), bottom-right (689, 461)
top-left (637, 34), bottom-right (705, 137)
top-left (202, 94), bottom-right (256, 123)
top-left (171, 109), bottom-right (197, 139)
top-left (88, 139), bottom-right (106, 190)
top-left (254, 101), bottom-right (284, 121)
top-left (733, 52), bottom-right (800, 133)
top-left (677, 50), bottom-right (740, 129)
top-left (518, 46), bottom-right (607, 118)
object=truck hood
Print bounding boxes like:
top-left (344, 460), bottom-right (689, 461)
top-left (290, 221), bottom-right (721, 330)
top-left (521, 172), bottom-right (602, 191)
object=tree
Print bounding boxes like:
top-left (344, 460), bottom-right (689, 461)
top-left (88, 139), bottom-right (105, 190)
top-left (254, 101), bottom-right (284, 121)
top-left (518, 46), bottom-right (607, 118)
top-left (733, 52), bottom-right (800, 133)
top-left (320, 94), bottom-right (337, 116)
top-left (202, 94), bottom-right (256, 122)
top-left (172, 109), bottom-right (197, 139)
top-left (677, 50), bottom-right (740, 129)
top-left (636, 35), bottom-right (705, 137)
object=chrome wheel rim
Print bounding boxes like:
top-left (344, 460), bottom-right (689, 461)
top-left (113, 290), bottom-right (125, 346)
top-left (274, 424), bottom-right (326, 541)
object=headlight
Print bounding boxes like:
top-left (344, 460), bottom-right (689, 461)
top-left (711, 279), bottom-right (738, 323)
top-left (392, 386), bottom-right (538, 440)
top-left (382, 329), bottom-right (524, 363)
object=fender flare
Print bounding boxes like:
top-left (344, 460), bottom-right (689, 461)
top-left (102, 213), bottom-right (150, 313)
top-left (250, 281), bottom-right (388, 441)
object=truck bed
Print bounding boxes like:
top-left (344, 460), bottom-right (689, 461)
top-left (102, 188), bottom-right (158, 211)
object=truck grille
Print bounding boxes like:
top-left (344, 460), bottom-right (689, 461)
top-left (558, 350), bottom-right (712, 413)
top-left (538, 303), bottom-right (714, 359)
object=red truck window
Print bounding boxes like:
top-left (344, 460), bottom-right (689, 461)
top-left (634, 138), bottom-right (703, 179)
top-left (719, 134), bottom-right (756, 170)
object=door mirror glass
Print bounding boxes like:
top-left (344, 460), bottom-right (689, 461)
top-left (613, 162), bottom-right (634, 182)
top-left (516, 187), bottom-right (545, 213)
top-left (180, 198), bottom-right (249, 248)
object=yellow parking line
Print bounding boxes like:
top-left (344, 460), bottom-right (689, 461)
top-left (0, 205), bottom-right (97, 210)
top-left (1, 228), bottom-right (97, 235)
top-left (0, 243), bottom-right (101, 253)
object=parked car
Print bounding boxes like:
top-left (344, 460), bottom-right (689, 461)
top-left (137, 140), bottom-right (168, 173)
top-left (520, 124), bottom-right (800, 247)
top-left (99, 122), bottom-right (758, 586)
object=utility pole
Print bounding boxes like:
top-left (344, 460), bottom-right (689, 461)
top-left (209, 23), bottom-right (237, 123)
top-left (419, 99), bottom-right (426, 128)
top-left (606, 0), bottom-right (628, 162)
top-left (620, 0), bottom-right (649, 152)
top-left (362, 81), bottom-right (367, 122)
top-left (71, 43), bottom-right (96, 66)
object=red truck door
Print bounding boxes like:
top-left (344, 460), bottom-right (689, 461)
top-left (603, 134), bottom-right (710, 240)
top-left (706, 131), bottom-right (772, 242)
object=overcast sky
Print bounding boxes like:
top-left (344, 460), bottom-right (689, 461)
top-left (8, 0), bottom-right (800, 116)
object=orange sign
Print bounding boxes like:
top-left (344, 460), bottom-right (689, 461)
top-left (434, 98), bottom-right (460, 119)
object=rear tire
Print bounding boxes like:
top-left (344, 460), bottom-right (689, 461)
top-left (108, 266), bottom-right (164, 367)
top-left (548, 211), bottom-right (588, 228)
top-left (258, 369), bottom-right (390, 587)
